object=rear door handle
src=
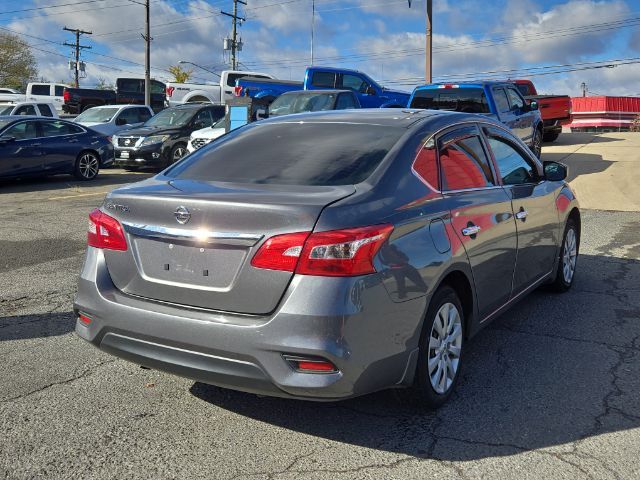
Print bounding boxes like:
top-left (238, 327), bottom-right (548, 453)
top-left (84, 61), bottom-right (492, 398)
top-left (516, 209), bottom-right (528, 221)
top-left (462, 225), bottom-right (481, 236)
top-left (68, 138), bottom-right (79, 143)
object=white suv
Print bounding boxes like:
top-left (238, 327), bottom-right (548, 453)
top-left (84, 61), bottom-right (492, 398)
top-left (0, 101), bottom-right (58, 117)
top-left (187, 117), bottom-right (227, 153)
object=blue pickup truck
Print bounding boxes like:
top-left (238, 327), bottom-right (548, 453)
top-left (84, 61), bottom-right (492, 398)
top-left (236, 66), bottom-right (410, 109)
top-left (408, 82), bottom-right (544, 157)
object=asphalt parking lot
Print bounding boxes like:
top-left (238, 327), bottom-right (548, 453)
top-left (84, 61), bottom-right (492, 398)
top-left (1, 135), bottom-right (639, 479)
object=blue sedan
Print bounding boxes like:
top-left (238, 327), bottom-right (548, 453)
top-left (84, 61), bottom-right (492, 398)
top-left (0, 116), bottom-right (113, 181)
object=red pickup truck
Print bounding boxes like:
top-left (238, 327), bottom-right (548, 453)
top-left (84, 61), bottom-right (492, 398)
top-left (512, 80), bottom-right (572, 142)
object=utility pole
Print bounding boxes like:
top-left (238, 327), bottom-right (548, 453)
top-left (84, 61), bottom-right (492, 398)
top-left (311, 0), bottom-right (315, 65)
top-left (581, 82), bottom-right (587, 97)
top-left (63, 27), bottom-right (92, 88)
top-left (408, 0), bottom-right (432, 83)
top-left (426, 0), bottom-right (432, 83)
top-left (222, 0), bottom-right (246, 70)
top-left (143, 0), bottom-right (151, 107)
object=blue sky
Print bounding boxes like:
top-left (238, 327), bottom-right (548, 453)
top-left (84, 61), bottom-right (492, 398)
top-left (2, 0), bottom-right (639, 96)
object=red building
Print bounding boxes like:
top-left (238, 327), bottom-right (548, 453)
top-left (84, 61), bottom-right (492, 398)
top-left (567, 96), bottom-right (640, 132)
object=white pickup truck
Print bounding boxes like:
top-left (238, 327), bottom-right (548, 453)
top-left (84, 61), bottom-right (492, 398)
top-left (0, 83), bottom-right (67, 113)
top-left (165, 70), bottom-right (274, 107)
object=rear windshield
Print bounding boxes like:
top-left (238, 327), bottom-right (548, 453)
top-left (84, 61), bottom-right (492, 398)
top-left (165, 122), bottom-right (405, 186)
top-left (410, 88), bottom-right (490, 113)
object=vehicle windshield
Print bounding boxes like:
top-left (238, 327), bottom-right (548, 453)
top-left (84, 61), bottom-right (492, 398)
top-left (269, 92), bottom-right (337, 117)
top-left (75, 107), bottom-right (120, 123)
top-left (0, 105), bottom-right (14, 115)
top-left (144, 108), bottom-right (194, 127)
top-left (410, 88), bottom-right (490, 114)
top-left (165, 121), bottom-right (405, 186)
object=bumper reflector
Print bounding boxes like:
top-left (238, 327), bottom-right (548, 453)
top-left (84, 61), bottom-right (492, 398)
top-left (78, 314), bottom-right (92, 325)
top-left (283, 355), bottom-right (338, 373)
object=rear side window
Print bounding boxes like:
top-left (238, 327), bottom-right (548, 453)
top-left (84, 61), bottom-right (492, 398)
top-left (413, 139), bottom-right (439, 189)
top-left (40, 120), bottom-right (83, 136)
top-left (38, 104), bottom-right (54, 117)
top-left (227, 73), bottom-right (270, 88)
top-left (311, 71), bottom-right (336, 88)
top-left (493, 88), bottom-right (510, 113)
top-left (438, 126), bottom-right (495, 191)
top-left (30, 85), bottom-right (50, 96)
top-left (409, 88), bottom-right (490, 113)
top-left (15, 105), bottom-right (37, 116)
top-left (166, 122), bottom-right (405, 186)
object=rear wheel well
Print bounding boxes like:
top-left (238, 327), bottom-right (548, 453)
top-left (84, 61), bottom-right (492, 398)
top-left (438, 271), bottom-right (474, 338)
top-left (187, 95), bottom-right (211, 103)
top-left (77, 149), bottom-right (100, 163)
top-left (568, 207), bottom-right (581, 245)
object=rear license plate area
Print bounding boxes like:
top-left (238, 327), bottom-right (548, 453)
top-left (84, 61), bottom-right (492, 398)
top-left (133, 238), bottom-right (246, 289)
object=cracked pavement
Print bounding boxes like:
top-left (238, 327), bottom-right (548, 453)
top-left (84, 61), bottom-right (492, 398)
top-left (1, 163), bottom-right (639, 479)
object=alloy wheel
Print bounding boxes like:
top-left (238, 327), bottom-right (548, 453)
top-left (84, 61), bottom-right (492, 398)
top-left (562, 228), bottom-right (578, 284)
top-left (78, 153), bottom-right (99, 179)
top-left (173, 146), bottom-right (186, 162)
top-left (428, 302), bottom-right (463, 394)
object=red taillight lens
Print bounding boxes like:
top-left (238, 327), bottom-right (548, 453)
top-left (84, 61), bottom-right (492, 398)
top-left (251, 224), bottom-right (393, 277)
top-left (87, 209), bottom-right (127, 251)
top-left (63, 89), bottom-right (70, 102)
top-left (250, 231), bottom-right (310, 272)
top-left (283, 355), bottom-right (338, 373)
top-left (78, 314), bottom-right (92, 325)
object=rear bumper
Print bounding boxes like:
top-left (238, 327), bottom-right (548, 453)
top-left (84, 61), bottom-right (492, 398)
top-left (74, 248), bottom-right (425, 400)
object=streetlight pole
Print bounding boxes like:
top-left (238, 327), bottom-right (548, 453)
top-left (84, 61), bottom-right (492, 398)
top-left (426, 0), bottom-right (432, 83)
top-left (144, 0), bottom-right (150, 106)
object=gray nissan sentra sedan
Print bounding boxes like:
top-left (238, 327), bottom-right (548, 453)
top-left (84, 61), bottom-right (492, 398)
top-left (74, 109), bottom-right (580, 408)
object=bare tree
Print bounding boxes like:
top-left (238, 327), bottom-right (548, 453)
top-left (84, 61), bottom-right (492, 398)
top-left (0, 32), bottom-right (38, 88)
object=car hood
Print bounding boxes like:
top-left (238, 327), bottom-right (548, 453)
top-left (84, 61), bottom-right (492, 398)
top-left (118, 125), bottom-right (182, 136)
top-left (191, 126), bottom-right (226, 140)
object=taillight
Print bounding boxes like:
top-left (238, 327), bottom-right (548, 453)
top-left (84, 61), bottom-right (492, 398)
top-left (234, 86), bottom-right (243, 97)
top-left (251, 224), bottom-right (393, 277)
top-left (166, 86), bottom-right (175, 97)
top-left (87, 209), bottom-right (127, 251)
top-left (63, 89), bottom-right (70, 102)
top-left (250, 231), bottom-right (310, 272)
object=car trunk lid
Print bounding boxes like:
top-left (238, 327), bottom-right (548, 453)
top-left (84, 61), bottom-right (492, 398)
top-left (101, 178), bottom-right (355, 314)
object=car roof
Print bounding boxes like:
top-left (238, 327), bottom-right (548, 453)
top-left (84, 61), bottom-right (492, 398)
top-left (169, 103), bottom-right (224, 110)
top-left (278, 89), bottom-right (352, 96)
top-left (0, 101), bottom-right (55, 106)
top-left (414, 81), bottom-right (514, 90)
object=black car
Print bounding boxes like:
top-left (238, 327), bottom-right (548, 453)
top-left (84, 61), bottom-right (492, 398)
top-left (113, 104), bottom-right (225, 169)
top-left (0, 116), bottom-right (113, 181)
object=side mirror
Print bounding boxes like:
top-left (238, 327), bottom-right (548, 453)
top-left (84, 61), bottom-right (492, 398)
top-left (115, 117), bottom-right (128, 126)
top-left (529, 100), bottom-right (539, 111)
top-left (0, 136), bottom-right (16, 145)
top-left (366, 86), bottom-right (377, 96)
top-left (544, 161), bottom-right (567, 181)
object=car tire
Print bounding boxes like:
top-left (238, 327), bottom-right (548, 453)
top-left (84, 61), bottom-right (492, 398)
top-left (543, 130), bottom-right (561, 143)
top-left (550, 218), bottom-right (579, 292)
top-left (530, 128), bottom-right (543, 158)
top-left (73, 151), bottom-right (100, 181)
top-left (169, 143), bottom-right (187, 165)
top-left (408, 285), bottom-right (465, 409)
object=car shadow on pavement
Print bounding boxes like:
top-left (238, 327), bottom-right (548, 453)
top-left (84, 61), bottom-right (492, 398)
top-left (0, 311), bottom-right (76, 341)
top-left (0, 170), bottom-right (153, 194)
top-left (190, 252), bottom-right (640, 461)
top-left (547, 133), bottom-right (625, 147)
top-left (541, 150), bottom-right (613, 184)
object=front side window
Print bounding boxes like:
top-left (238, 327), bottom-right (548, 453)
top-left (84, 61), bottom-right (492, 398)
top-left (166, 122), bottom-right (405, 186)
top-left (493, 88), bottom-right (510, 113)
top-left (15, 105), bottom-right (37, 116)
top-left (4, 121), bottom-right (38, 140)
top-left (506, 88), bottom-right (525, 110)
top-left (151, 81), bottom-right (165, 94)
top-left (119, 79), bottom-right (142, 94)
top-left (310, 71), bottom-right (336, 88)
top-left (55, 85), bottom-right (65, 96)
top-left (30, 85), bottom-right (50, 96)
top-left (335, 93), bottom-right (357, 110)
top-left (38, 104), bottom-right (54, 117)
top-left (485, 130), bottom-right (538, 185)
top-left (193, 109), bottom-right (213, 128)
top-left (137, 108), bottom-right (152, 122)
top-left (341, 74), bottom-right (368, 93)
top-left (117, 108), bottom-right (140, 125)
top-left (438, 126), bottom-right (495, 191)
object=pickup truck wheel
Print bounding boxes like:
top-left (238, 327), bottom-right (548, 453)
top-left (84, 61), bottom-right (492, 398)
top-left (543, 131), bottom-right (561, 142)
top-left (530, 128), bottom-right (543, 158)
top-left (74, 151), bottom-right (100, 180)
top-left (170, 144), bottom-right (187, 164)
